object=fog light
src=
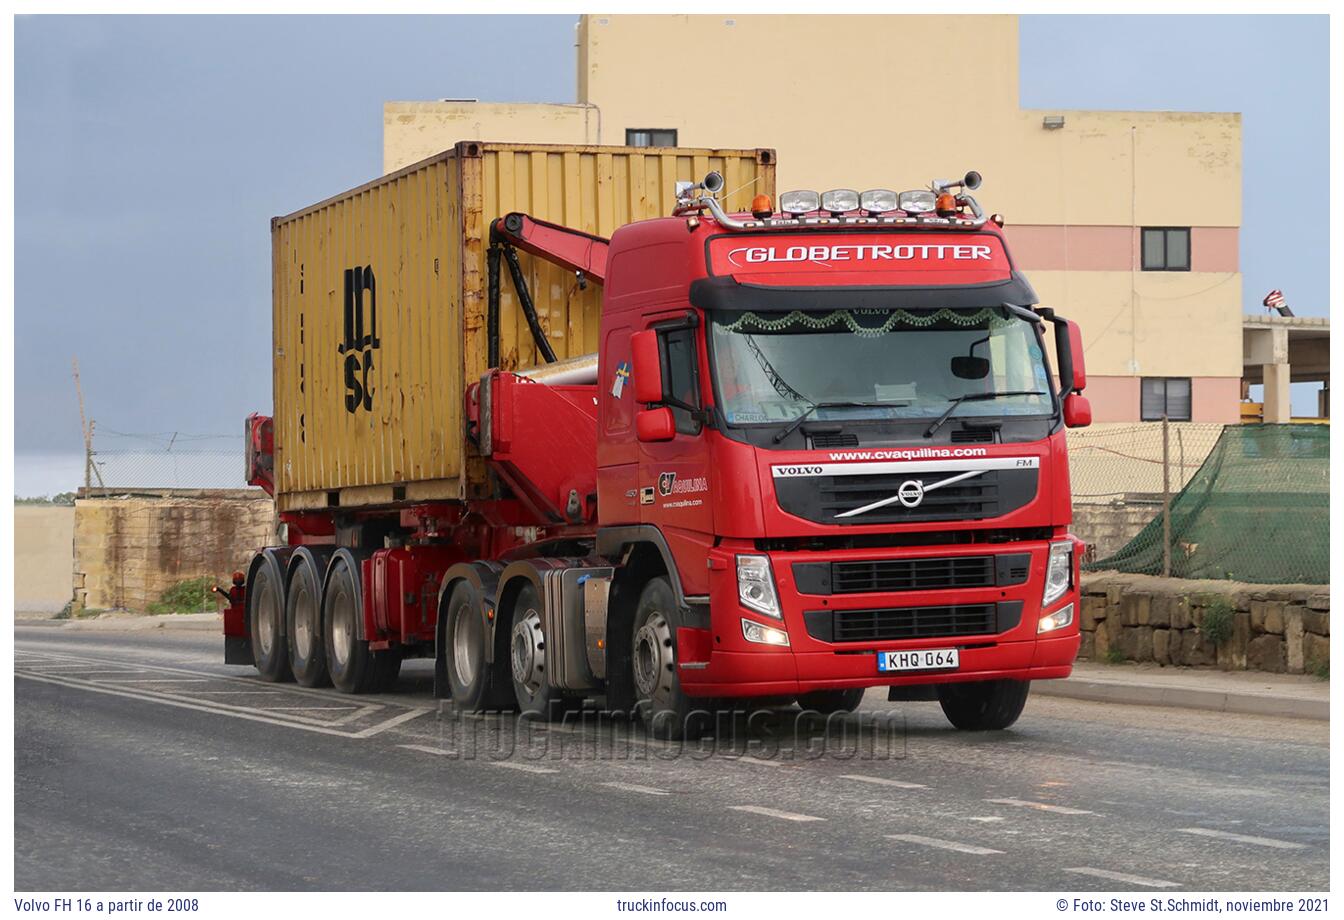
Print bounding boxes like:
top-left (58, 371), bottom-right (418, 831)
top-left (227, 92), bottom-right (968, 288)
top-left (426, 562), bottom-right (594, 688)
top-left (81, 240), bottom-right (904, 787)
top-left (1038, 603), bottom-right (1075, 634)
top-left (898, 190), bottom-right (937, 213)
top-left (742, 618), bottom-right (790, 646)
top-left (779, 189), bottom-right (820, 215)
top-left (860, 189), bottom-right (898, 213)
top-left (820, 189), bottom-right (860, 214)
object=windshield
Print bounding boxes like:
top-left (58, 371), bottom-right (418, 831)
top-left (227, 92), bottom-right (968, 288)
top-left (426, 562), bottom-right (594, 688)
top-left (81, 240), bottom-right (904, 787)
top-left (709, 307), bottom-right (1054, 426)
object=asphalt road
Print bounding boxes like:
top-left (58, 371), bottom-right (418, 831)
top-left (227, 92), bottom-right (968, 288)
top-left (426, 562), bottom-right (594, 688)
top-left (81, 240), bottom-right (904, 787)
top-left (14, 623), bottom-right (1330, 892)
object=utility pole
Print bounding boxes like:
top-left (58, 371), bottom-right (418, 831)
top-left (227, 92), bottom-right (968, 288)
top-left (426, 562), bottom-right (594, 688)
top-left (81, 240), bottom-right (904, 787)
top-left (73, 358), bottom-right (103, 491)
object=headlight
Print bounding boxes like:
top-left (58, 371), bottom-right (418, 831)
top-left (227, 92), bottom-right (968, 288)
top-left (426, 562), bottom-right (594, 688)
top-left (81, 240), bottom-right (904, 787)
top-left (741, 618), bottom-right (790, 646)
top-left (859, 189), bottom-right (898, 213)
top-left (1042, 541), bottom-right (1073, 607)
top-left (736, 554), bottom-right (781, 619)
top-left (898, 189), bottom-right (937, 213)
top-left (820, 189), bottom-right (860, 213)
top-left (1038, 603), bottom-right (1075, 634)
top-left (779, 189), bottom-right (820, 215)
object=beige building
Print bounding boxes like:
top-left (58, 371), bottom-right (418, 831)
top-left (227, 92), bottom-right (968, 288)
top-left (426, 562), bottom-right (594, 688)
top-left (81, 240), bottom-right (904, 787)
top-left (385, 14), bottom-right (1244, 424)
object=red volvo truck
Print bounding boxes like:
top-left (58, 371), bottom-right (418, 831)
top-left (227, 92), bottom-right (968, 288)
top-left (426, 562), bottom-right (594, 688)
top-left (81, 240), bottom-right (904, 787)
top-left (228, 142), bottom-right (1091, 739)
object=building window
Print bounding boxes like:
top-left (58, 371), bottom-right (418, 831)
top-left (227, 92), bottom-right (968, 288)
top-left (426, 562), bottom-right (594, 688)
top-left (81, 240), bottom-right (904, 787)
top-left (626, 128), bottom-right (678, 148)
top-left (1141, 227), bottom-right (1191, 271)
top-left (1141, 377), bottom-right (1192, 421)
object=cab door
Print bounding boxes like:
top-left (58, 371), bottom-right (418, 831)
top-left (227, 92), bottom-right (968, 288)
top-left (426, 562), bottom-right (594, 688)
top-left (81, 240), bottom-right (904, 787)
top-left (637, 311), bottom-right (715, 596)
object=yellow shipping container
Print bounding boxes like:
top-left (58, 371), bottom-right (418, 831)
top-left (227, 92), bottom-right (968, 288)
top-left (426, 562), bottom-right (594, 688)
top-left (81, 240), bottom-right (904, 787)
top-left (271, 141), bottom-right (775, 511)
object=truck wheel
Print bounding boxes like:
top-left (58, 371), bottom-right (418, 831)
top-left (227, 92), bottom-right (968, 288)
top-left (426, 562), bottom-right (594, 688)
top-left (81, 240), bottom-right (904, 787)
top-left (444, 580), bottom-right (511, 711)
top-left (323, 556), bottom-right (377, 694)
top-left (507, 582), bottom-right (574, 720)
top-left (631, 577), bottom-right (712, 741)
top-left (937, 680), bottom-right (1031, 731)
top-left (286, 558), bottom-right (328, 687)
top-left (249, 561), bottom-right (291, 682)
top-left (798, 688), bottom-right (866, 714)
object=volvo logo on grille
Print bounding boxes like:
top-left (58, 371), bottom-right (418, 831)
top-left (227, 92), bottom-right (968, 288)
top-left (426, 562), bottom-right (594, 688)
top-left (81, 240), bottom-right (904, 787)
top-left (897, 480), bottom-right (925, 508)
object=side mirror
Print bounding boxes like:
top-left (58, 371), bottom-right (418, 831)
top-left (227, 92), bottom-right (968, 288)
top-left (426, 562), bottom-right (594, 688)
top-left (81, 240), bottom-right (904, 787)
top-left (950, 355), bottom-right (990, 380)
top-left (1063, 393), bottom-right (1092, 429)
top-left (1052, 317), bottom-right (1086, 395)
top-left (630, 330), bottom-right (664, 404)
top-left (636, 407), bottom-right (676, 442)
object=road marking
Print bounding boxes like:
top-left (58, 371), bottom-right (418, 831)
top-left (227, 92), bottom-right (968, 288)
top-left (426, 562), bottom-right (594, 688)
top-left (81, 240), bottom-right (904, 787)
top-left (490, 761), bottom-right (560, 775)
top-left (1177, 827), bottom-right (1308, 850)
top-left (885, 834), bottom-right (1002, 855)
top-left (730, 805), bottom-right (824, 823)
top-left (601, 782), bottom-right (671, 796)
top-left (95, 678), bottom-right (214, 684)
top-left (1064, 867), bottom-right (1179, 888)
top-left (986, 797), bottom-right (1094, 815)
top-left (258, 705), bottom-right (360, 712)
top-left (399, 744), bottom-right (456, 757)
top-left (841, 774), bottom-right (926, 789)
top-left (966, 816), bottom-right (1005, 823)
top-left (353, 706), bottom-right (431, 737)
top-left (731, 756), bottom-right (784, 769)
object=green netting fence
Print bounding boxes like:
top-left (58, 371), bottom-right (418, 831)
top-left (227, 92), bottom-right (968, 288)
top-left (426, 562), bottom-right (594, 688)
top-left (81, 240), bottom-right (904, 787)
top-left (1085, 424), bottom-right (1329, 584)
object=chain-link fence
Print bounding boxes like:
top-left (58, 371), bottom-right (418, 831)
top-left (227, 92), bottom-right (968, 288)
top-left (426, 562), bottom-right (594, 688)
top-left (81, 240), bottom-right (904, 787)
top-left (1078, 423), bottom-right (1328, 584)
top-left (87, 432), bottom-right (246, 492)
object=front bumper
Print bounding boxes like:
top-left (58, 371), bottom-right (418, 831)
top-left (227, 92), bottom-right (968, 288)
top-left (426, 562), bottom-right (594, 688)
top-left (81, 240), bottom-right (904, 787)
top-left (678, 537), bottom-right (1082, 698)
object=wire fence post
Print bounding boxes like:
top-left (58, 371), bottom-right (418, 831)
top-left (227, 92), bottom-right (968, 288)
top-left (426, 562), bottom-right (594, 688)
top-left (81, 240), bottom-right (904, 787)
top-left (1161, 414), bottom-right (1172, 577)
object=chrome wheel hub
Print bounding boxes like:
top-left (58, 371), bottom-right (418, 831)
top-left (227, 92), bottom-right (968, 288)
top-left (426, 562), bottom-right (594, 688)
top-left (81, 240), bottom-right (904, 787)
top-left (633, 611), bottom-right (675, 703)
top-left (510, 609), bottom-right (546, 698)
top-left (452, 602), bottom-right (482, 686)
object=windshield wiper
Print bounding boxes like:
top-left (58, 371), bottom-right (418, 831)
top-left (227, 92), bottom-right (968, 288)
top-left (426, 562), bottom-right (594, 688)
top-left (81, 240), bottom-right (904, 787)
top-left (923, 390), bottom-right (1047, 438)
top-left (773, 401), bottom-right (887, 444)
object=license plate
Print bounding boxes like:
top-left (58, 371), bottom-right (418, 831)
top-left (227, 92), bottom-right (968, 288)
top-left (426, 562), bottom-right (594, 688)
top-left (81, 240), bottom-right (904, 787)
top-left (877, 648), bottom-right (959, 673)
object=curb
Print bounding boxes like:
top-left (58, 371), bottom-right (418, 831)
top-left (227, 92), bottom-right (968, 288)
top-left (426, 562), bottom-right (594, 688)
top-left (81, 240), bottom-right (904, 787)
top-left (1034, 676), bottom-right (1328, 721)
top-left (55, 612), bottom-right (223, 633)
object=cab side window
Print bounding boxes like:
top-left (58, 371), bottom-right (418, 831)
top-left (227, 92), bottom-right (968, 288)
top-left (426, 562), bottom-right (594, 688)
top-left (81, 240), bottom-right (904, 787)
top-left (660, 327), bottom-right (702, 435)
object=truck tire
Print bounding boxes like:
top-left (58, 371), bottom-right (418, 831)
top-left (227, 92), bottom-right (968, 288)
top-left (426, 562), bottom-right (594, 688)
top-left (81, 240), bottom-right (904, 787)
top-left (797, 688), bottom-right (866, 714)
top-left (631, 577), bottom-right (713, 741)
top-left (937, 679), bottom-right (1031, 731)
top-left (286, 557), bottom-right (328, 687)
top-left (507, 582), bottom-right (575, 720)
top-left (249, 560), bottom-right (291, 682)
top-left (323, 556), bottom-right (378, 694)
top-left (444, 580), bottom-right (512, 711)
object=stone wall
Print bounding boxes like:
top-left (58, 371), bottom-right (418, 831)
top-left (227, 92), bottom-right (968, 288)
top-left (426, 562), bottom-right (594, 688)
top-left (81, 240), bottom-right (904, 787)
top-left (14, 505), bottom-right (76, 614)
top-left (1072, 498), bottom-right (1163, 564)
top-left (73, 491), bottom-right (276, 611)
top-left (1078, 573), bottom-right (1329, 674)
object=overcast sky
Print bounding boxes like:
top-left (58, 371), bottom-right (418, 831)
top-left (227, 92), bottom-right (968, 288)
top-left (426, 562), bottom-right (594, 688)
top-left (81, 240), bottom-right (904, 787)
top-left (14, 14), bottom-right (1330, 476)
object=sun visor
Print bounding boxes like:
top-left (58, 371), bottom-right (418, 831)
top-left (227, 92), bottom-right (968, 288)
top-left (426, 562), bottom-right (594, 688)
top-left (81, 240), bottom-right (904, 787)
top-left (689, 272), bottom-right (1039, 313)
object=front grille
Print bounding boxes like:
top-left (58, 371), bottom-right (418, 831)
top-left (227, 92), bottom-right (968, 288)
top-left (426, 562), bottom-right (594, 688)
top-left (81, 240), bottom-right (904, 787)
top-left (803, 601), bottom-right (1022, 643)
top-left (831, 556), bottom-right (994, 593)
top-left (810, 432), bottom-right (859, 449)
top-left (774, 468), bottom-right (1037, 525)
top-left (792, 552), bottom-right (1031, 596)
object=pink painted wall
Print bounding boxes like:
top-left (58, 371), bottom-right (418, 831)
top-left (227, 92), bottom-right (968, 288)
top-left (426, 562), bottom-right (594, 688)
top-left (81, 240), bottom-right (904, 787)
top-left (1082, 376), bottom-right (1240, 423)
top-left (1004, 225), bottom-right (1238, 273)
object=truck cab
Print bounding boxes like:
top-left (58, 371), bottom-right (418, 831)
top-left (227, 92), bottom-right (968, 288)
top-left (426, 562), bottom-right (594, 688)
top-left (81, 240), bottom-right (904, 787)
top-left (591, 175), bottom-right (1090, 733)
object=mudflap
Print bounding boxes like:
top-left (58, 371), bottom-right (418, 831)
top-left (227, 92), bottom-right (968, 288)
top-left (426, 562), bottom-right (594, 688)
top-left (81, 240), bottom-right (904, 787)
top-left (224, 636), bottom-right (255, 666)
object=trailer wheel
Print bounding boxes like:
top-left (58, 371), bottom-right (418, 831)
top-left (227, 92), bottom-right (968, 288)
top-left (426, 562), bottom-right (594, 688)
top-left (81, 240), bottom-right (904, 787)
top-left (937, 679), bottom-right (1031, 731)
top-left (323, 556), bottom-right (377, 694)
top-left (286, 558), bottom-right (329, 687)
top-left (631, 577), bottom-right (712, 741)
top-left (507, 582), bottom-right (575, 720)
top-left (249, 560), bottom-right (290, 682)
top-left (444, 580), bottom-right (511, 711)
top-left (797, 688), bottom-right (866, 714)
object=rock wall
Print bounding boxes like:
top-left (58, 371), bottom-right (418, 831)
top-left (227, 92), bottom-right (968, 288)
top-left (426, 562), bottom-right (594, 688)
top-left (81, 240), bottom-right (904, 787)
top-left (1078, 573), bottom-right (1329, 674)
top-left (1072, 499), bottom-right (1163, 563)
top-left (73, 491), bottom-right (276, 611)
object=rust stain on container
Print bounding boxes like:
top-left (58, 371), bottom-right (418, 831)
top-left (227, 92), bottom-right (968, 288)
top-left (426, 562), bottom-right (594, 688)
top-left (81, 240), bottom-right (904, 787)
top-left (271, 142), bottom-right (775, 511)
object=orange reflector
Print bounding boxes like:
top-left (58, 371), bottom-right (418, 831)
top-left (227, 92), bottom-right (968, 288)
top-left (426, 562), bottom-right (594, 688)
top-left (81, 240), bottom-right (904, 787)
top-left (486, 607), bottom-right (495, 620)
top-left (750, 194), bottom-right (773, 219)
top-left (597, 638), bottom-right (606, 649)
top-left (935, 192), bottom-right (958, 216)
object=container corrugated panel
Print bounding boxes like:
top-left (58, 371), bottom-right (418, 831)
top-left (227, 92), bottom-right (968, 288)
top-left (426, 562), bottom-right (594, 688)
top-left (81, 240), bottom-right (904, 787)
top-left (272, 142), bottom-right (775, 510)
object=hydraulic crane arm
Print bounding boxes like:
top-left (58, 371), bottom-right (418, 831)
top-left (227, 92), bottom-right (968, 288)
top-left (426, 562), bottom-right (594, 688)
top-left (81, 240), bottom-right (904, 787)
top-left (490, 213), bottom-right (609, 285)
top-left (487, 213), bottom-right (611, 368)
